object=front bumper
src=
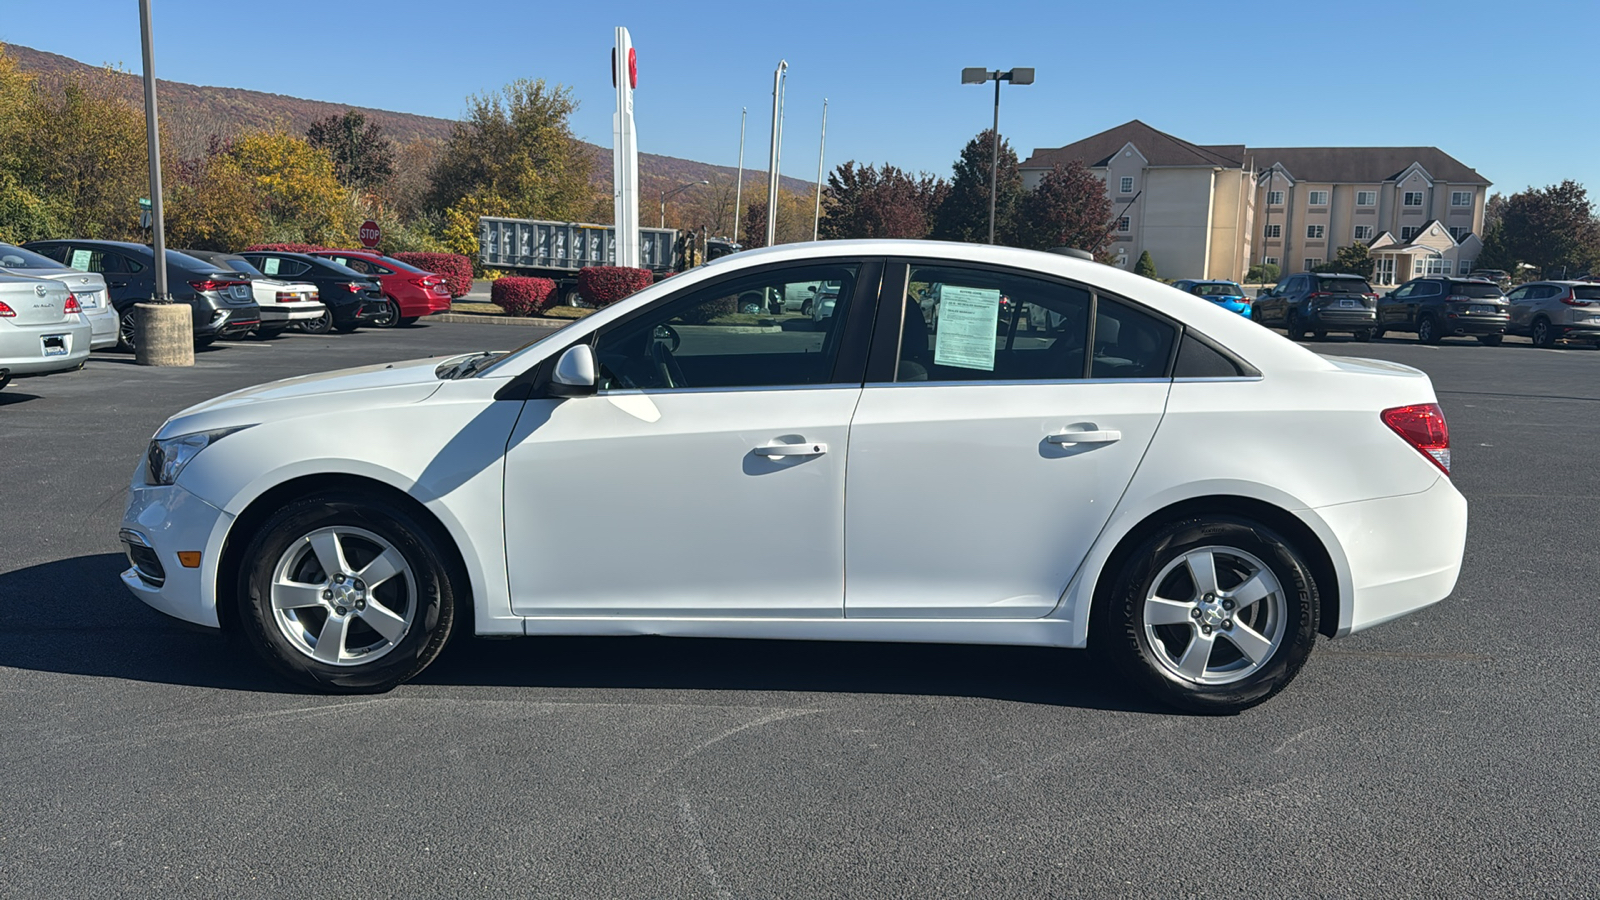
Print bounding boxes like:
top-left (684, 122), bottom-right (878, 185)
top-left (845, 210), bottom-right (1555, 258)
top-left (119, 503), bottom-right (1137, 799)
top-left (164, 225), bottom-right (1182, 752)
top-left (119, 479), bottom-right (233, 628)
top-left (1316, 476), bottom-right (1467, 635)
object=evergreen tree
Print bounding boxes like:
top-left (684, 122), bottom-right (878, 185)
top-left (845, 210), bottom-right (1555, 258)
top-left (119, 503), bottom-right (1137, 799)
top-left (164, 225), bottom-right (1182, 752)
top-left (933, 129), bottom-right (1022, 244)
top-left (306, 110), bottom-right (395, 193)
top-left (1134, 250), bottom-right (1158, 279)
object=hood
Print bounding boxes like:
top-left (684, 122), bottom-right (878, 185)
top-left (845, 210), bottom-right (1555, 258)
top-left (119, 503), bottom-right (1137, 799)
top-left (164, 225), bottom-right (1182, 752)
top-left (157, 354), bottom-right (478, 437)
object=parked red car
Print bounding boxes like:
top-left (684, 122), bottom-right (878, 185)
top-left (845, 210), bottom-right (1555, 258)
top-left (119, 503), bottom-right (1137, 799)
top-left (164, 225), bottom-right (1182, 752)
top-left (309, 250), bottom-right (451, 327)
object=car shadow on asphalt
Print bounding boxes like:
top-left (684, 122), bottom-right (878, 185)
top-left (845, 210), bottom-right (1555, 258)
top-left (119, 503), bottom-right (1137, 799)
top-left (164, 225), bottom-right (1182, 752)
top-left (0, 390), bottom-right (42, 406)
top-left (0, 554), bottom-right (1167, 714)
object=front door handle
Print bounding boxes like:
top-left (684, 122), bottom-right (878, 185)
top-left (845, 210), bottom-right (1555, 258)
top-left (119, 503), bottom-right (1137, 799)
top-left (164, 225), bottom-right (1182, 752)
top-left (755, 442), bottom-right (828, 457)
top-left (1047, 429), bottom-right (1121, 445)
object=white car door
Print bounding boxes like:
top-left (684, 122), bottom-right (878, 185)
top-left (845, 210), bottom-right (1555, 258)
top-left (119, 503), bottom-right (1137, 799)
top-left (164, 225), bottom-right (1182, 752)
top-left (844, 261), bottom-right (1174, 620)
top-left (503, 260), bottom-right (877, 619)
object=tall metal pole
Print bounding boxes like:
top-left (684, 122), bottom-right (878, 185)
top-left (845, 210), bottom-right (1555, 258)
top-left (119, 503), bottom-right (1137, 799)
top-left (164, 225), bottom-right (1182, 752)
top-left (732, 107), bottom-right (746, 245)
top-left (812, 99), bottom-right (827, 241)
top-left (765, 61), bottom-right (787, 248)
top-left (988, 76), bottom-right (1001, 245)
top-left (138, 0), bottom-right (168, 302)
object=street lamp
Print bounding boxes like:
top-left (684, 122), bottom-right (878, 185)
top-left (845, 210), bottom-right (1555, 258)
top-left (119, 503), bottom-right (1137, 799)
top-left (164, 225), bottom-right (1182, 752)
top-left (659, 180), bottom-right (709, 229)
top-left (961, 66), bottom-right (1033, 245)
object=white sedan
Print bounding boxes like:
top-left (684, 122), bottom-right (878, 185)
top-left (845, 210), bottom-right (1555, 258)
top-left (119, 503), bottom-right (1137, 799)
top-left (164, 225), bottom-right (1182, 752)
top-left (118, 241), bottom-right (1466, 712)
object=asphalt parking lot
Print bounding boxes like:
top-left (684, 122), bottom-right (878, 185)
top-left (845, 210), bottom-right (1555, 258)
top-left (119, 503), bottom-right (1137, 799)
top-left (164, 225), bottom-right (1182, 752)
top-left (2, 322), bottom-right (1597, 898)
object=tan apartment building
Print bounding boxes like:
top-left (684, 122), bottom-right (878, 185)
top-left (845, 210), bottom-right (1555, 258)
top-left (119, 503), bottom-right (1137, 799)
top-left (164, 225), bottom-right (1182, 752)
top-left (1019, 121), bottom-right (1491, 285)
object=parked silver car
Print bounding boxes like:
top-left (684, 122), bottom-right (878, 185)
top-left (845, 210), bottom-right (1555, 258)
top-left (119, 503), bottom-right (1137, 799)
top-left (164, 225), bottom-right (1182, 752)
top-left (0, 273), bottom-right (92, 390)
top-left (1504, 281), bottom-right (1600, 348)
top-left (0, 242), bottom-right (117, 350)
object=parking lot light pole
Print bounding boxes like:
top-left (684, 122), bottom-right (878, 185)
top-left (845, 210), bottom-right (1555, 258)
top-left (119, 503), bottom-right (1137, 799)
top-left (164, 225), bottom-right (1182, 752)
top-left (660, 180), bottom-right (708, 229)
top-left (962, 67), bottom-right (1033, 245)
top-left (136, 0), bottom-right (192, 367)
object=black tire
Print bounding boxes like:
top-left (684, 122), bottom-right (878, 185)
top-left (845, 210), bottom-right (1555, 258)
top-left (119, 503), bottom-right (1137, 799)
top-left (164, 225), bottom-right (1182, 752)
top-left (801, 300), bottom-right (813, 316)
top-left (1372, 327), bottom-right (1386, 340)
top-left (118, 311), bottom-right (138, 352)
top-left (300, 310), bottom-right (333, 335)
top-left (1477, 333), bottom-right (1504, 347)
top-left (1096, 516), bottom-right (1320, 714)
top-left (1531, 317), bottom-right (1556, 348)
top-left (194, 335), bottom-right (217, 349)
top-left (255, 325), bottom-right (289, 340)
top-left (1417, 315), bottom-right (1442, 345)
top-left (398, 316), bottom-right (420, 327)
top-left (236, 492), bottom-right (460, 693)
top-left (369, 297), bottom-right (400, 328)
top-left (563, 288), bottom-right (589, 308)
top-left (1351, 329), bottom-right (1372, 343)
top-left (1286, 311), bottom-right (1307, 341)
top-left (334, 323), bottom-right (361, 334)
top-left (1312, 330), bottom-right (1327, 341)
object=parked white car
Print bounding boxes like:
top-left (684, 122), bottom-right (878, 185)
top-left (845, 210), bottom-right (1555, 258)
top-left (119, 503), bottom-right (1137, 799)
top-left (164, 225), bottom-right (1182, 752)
top-left (1, 242), bottom-right (118, 349)
top-left (180, 250), bottom-right (326, 338)
top-left (118, 240), bottom-right (1467, 712)
top-left (1, 273), bottom-right (92, 389)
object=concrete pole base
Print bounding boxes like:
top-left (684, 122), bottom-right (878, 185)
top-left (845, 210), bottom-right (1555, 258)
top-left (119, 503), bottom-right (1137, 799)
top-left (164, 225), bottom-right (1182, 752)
top-left (134, 302), bottom-right (194, 367)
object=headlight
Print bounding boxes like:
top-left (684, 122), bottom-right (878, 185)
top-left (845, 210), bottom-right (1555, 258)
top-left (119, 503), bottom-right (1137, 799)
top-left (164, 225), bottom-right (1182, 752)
top-left (146, 426), bottom-right (253, 485)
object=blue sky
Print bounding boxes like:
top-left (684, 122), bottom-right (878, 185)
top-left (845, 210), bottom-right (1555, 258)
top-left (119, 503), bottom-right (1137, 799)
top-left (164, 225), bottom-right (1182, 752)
top-left (4, 0), bottom-right (1596, 195)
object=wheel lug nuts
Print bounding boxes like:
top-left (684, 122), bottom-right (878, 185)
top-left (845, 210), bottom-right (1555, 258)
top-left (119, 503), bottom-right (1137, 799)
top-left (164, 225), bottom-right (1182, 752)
top-left (1204, 593), bottom-right (1214, 602)
top-left (1223, 599), bottom-right (1234, 610)
top-left (322, 590), bottom-right (332, 599)
top-left (1191, 609), bottom-right (1202, 619)
top-left (1202, 625), bottom-right (1212, 635)
top-left (1223, 619), bottom-right (1234, 629)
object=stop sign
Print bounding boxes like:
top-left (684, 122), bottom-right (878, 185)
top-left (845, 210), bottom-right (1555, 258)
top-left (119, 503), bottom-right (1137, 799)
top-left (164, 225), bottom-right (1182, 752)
top-left (359, 220), bottom-right (381, 248)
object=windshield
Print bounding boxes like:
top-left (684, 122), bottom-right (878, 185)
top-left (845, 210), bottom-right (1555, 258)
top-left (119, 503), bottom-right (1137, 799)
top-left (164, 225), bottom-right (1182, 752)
top-left (1452, 282), bottom-right (1503, 299)
top-left (1318, 277), bottom-right (1372, 294)
top-left (1191, 282), bottom-right (1243, 297)
top-left (1573, 286), bottom-right (1600, 301)
top-left (0, 243), bottom-right (66, 269)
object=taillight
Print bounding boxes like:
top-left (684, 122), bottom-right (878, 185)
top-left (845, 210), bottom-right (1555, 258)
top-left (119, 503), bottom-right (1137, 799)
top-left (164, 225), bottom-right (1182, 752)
top-left (1382, 403), bottom-right (1450, 474)
top-left (64, 294), bottom-right (82, 315)
top-left (343, 282), bottom-right (364, 293)
top-left (190, 279), bottom-right (248, 293)
top-left (0, 301), bottom-right (15, 318)
top-left (275, 291), bottom-right (299, 302)
top-left (1559, 290), bottom-right (1591, 307)
top-left (1307, 291), bottom-right (1329, 299)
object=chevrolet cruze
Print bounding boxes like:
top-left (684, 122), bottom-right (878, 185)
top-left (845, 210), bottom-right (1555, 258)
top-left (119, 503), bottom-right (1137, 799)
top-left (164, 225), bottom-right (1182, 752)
top-left (119, 241), bottom-right (1467, 713)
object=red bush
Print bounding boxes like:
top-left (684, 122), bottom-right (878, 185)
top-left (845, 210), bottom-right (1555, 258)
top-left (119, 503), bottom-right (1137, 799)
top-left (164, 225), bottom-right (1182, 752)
top-left (244, 243), bottom-right (323, 253)
top-left (491, 277), bottom-right (557, 317)
top-left (393, 252), bottom-right (473, 298)
top-left (578, 266), bottom-right (654, 307)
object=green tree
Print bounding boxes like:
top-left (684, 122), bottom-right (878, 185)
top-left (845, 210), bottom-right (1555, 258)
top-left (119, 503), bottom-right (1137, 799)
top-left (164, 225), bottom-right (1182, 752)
top-left (1246, 262), bottom-right (1280, 284)
top-left (933, 129), bottom-right (1023, 245)
top-left (221, 129), bottom-right (357, 246)
top-left (819, 162), bottom-right (946, 240)
top-left (306, 110), bottom-right (395, 194)
top-left (1318, 242), bottom-right (1373, 278)
top-left (1499, 180), bottom-right (1600, 276)
top-left (1474, 222), bottom-right (1518, 275)
top-left (424, 79), bottom-right (597, 223)
top-left (1016, 160), bottom-right (1113, 254)
top-left (1134, 250), bottom-right (1158, 279)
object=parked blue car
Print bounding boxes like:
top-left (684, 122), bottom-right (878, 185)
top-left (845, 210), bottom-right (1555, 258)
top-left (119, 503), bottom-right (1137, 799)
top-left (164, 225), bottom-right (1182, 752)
top-left (1172, 279), bottom-right (1252, 316)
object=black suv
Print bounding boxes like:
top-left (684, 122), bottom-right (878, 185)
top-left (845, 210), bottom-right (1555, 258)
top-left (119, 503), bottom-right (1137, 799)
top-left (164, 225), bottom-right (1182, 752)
top-left (1377, 277), bottom-right (1509, 345)
top-left (23, 240), bottom-right (261, 349)
top-left (1254, 272), bottom-right (1378, 341)
top-left (237, 251), bottom-right (384, 333)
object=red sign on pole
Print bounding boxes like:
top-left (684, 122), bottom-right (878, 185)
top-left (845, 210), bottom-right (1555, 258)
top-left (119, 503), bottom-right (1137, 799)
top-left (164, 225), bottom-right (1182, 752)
top-left (359, 220), bottom-right (381, 248)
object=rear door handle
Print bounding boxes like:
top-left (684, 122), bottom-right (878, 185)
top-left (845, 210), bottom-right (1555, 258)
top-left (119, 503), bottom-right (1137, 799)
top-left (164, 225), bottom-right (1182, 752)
top-left (755, 442), bottom-right (828, 457)
top-left (1047, 429), bottom-right (1121, 445)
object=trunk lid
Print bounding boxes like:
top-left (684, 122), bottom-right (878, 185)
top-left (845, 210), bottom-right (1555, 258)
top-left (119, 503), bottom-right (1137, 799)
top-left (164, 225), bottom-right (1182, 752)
top-left (0, 277), bottom-right (76, 326)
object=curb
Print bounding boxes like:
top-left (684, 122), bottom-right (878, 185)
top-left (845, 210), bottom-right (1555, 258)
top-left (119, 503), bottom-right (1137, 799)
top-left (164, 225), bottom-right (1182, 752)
top-left (430, 314), bottom-right (569, 328)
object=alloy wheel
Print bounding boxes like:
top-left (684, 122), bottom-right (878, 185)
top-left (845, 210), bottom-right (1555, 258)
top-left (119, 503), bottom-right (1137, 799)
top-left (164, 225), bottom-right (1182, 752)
top-left (1141, 546), bottom-right (1287, 685)
top-left (119, 312), bottom-right (137, 351)
top-left (269, 526), bottom-right (416, 666)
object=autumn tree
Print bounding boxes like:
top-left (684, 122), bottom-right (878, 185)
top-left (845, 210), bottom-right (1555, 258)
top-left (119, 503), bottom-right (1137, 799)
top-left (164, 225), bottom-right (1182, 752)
top-left (1498, 180), bottom-right (1600, 276)
top-left (1015, 160), bottom-right (1113, 254)
top-left (307, 110), bottom-right (395, 193)
top-left (818, 162), bottom-right (947, 240)
top-left (933, 129), bottom-right (1023, 245)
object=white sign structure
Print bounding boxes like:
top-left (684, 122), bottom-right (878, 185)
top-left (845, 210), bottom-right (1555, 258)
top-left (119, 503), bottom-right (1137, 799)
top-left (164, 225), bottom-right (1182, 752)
top-left (612, 26), bottom-right (640, 269)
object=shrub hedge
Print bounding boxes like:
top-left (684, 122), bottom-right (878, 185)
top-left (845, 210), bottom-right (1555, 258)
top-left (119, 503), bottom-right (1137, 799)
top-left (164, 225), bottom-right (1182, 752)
top-left (393, 252), bottom-right (473, 298)
top-left (577, 266), bottom-right (654, 307)
top-left (491, 277), bottom-right (557, 317)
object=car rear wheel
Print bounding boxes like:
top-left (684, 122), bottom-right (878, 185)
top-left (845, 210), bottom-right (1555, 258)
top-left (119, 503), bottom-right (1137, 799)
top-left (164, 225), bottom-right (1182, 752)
top-left (1531, 317), bottom-right (1556, 348)
top-left (118, 311), bottom-right (138, 351)
top-left (256, 325), bottom-right (288, 339)
top-left (1098, 516), bottom-right (1319, 714)
top-left (1477, 333), bottom-right (1504, 346)
top-left (237, 492), bottom-right (459, 693)
top-left (1286, 311), bottom-right (1307, 341)
top-left (299, 310), bottom-right (333, 335)
top-left (563, 288), bottom-right (589, 308)
top-left (369, 298), bottom-right (400, 328)
top-left (1352, 329), bottom-right (1372, 342)
top-left (1417, 315), bottom-right (1442, 345)
top-left (1312, 330), bottom-right (1327, 341)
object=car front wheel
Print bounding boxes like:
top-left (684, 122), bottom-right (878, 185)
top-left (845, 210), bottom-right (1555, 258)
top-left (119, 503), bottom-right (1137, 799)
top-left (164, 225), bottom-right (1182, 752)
top-left (1098, 516), bottom-right (1319, 714)
top-left (370, 298), bottom-right (400, 328)
top-left (1417, 315), bottom-right (1442, 344)
top-left (237, 493), bottom-right (459, 693)
top-left (1531, 318), bottom-right (1555, 348)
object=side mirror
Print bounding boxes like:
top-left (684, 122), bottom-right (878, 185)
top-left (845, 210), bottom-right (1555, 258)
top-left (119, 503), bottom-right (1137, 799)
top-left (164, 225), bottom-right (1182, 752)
top-left (549, 344), bottom-right (597, 397)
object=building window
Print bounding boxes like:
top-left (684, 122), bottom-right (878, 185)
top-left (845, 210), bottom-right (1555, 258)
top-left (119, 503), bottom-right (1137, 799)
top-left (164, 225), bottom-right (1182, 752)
top-left (1120, 176), bottom-right (1134, 194)
top-left (1401, 226), bottom-right (1420, 241)
top-left (1460, 258), bottom-right (1474, 273)
top-left (1404, 191), bottom-right (1425, 207)
top-left (1451, 191), bottom-right (1472, 207)
top-left (1304, 258), bottom-right (1323, 271)
top-left (1413, 258), bottom-right (1425, 275)
top-left (1117, 216), bottom-right (1130, 233)
top-left (1263, 256), bottom-right (1279, 267)
top-left (1306, 224), bottom-right (1325, 240)
top-left (1448, 226), bottom-right (1468, 241)
top-left (1425, 257), bottom-right (1453, 276)
top-left (1354, 225), bottom-right (1374, 241)
top-left (1267, 190), bottom-right (1284, 206)
top-left (1263, 223), bottom-right (1281, 239)
top-left (1308, 191), bottom-right (1329, 206)
top-left (1356, 190), bottom-right (1377, 206)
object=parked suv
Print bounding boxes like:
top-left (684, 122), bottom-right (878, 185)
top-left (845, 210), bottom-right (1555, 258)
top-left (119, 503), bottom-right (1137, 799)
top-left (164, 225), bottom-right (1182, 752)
top-left (1377, 277), bottom-right (1510, 345)
top-left (23, 240), bottom-right (260, 349)
top-left (1254, 273), bottom-right (1378, 341)
top-left (1504, 281), bottom-right (1600, 348)
top-left (237, 251), bottom-right (385, 333)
